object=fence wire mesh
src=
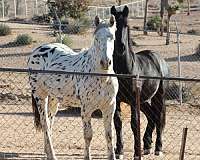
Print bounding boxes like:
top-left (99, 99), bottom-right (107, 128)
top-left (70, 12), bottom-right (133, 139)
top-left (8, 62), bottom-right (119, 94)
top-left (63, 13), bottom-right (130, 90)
top-left (0, 69), bottom-right (200, 159)
top-left (0, 1), bottom-right (199, 159)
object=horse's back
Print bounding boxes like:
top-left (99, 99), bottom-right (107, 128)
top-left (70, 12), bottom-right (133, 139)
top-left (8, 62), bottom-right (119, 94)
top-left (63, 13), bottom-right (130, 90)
top-left (136, 50), bottom-right (169, 77)
top-left (28, 43), bottom-right (82, 107)
top-left (28, 43), bottom-right (77, 70)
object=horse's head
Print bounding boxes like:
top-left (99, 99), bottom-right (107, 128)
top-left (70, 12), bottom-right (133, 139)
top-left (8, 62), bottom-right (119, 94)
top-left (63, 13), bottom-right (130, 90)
top-left (93, 15), bottom-right (116, 71)
top-left (111, 5), bottom-right (129, 56)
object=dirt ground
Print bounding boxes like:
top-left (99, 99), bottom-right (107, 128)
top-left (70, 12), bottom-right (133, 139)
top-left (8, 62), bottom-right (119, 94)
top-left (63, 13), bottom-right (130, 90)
top-left (0, 1), bottom-right (200, 160)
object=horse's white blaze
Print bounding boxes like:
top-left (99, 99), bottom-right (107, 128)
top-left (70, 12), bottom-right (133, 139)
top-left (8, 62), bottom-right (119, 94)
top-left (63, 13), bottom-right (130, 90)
top-left (28, 16), bottom-right (118, 160)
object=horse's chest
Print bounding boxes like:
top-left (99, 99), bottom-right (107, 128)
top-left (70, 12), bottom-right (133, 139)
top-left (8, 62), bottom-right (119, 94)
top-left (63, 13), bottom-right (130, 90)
top-left (77, 77), bottom-right (118, 107)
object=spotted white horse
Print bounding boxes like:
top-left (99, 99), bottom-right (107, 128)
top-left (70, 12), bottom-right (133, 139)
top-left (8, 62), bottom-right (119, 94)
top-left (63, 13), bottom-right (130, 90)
top-left (27, 15), bottom-right (118, 160)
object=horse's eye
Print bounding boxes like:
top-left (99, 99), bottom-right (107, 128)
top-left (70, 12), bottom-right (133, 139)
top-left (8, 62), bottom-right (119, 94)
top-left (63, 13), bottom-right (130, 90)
top-left (108, 36), bottom-right (113, 41)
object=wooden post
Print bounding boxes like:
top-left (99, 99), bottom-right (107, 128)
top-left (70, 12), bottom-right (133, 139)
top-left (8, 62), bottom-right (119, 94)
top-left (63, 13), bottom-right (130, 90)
top-left (53, 8), bottom-right (62, 43)
top-left (135, 75), bottom-right (142, 160)
top-left (166, 14), bottom-right (170, 45)
top-left (143, 0), bottom-right (149, 35)
top-left (179, 128), bottom-right (188, 160)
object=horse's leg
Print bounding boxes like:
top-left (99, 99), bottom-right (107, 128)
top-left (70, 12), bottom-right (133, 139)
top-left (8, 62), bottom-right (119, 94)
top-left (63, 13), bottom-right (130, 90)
top-left (33, 94), bottom-right (57, 160)
top-left (42, 96), bottom-right (57, 160)
top-left (43, 96), bottom-right (59, 156)
top-left (102, 102), bottom-right (116, 160)
top-left (114, 100), bottom-right (124, 159)
top-left (142, 102), bottom-right (155, 155)
top-left (48, 96), bottom-right (59, 134)
top-left (130, 101), bottom-right (141, 160)
top-left (81, 107), bottom-right (93, 160)
top-left (152, 82), bottom-right (166, 156)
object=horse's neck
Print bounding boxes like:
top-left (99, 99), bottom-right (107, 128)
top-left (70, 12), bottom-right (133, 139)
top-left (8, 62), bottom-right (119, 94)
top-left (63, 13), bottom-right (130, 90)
top-left (86, 46), bottom-right (99, 72)
top-left (124, 28), bottom-right (135, 73)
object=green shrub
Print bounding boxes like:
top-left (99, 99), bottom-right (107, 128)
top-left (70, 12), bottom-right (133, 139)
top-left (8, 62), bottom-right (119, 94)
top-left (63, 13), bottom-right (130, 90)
top-left (56, 34), bottom-right (73, 47)
top-left (47, 0), bottom-right (90, 19)
top-left (0, 24), bottom-right (11, 36)
top-left (76, 16), bottom-right (91, 33)
top-left (147, 15), bottom-right (161, 31)
top-left (54, 16), bottom-right (91, 34)
top-left (15, 34), bottom-right (33, 45)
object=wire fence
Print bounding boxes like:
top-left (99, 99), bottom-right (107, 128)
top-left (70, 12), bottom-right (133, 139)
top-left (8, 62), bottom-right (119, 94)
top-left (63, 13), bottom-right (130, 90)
top-left (0, 0), bottom-right (145, 20)
top-left (0, 1), bottom-right (199, 159)
top-left (0, 0), bottom-right (48, 19)
top-left (0, 68), bottom-right (200, 159)
top-left (88, 0), bottom-right (145, 20)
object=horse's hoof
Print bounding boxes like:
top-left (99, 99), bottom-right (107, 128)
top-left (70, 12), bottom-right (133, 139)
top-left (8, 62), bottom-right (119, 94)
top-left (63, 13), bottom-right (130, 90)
top-left (116, 154), bottom-right (123, 159)
top-left (143, 148), bottom-right (152, 155)
top-left (155, 151), bottom-right (163, 156)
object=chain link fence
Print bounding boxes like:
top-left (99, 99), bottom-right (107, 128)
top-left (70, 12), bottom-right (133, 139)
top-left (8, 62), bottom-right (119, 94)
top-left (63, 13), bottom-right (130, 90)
top-left (0, 1), bottom-right (199, 159)
top-left (0, 0), bottom-right (48, 19)
top-left (0, 0), bottom-right (145, 20)
top-left (0, 69), bottom-right (200, 159)
top-left (88, 0), bottom-right (145, 20)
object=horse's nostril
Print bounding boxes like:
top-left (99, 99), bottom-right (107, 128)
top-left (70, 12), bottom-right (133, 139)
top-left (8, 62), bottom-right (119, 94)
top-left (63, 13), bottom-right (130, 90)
top-left (109, 60), bottom-right (111, 65)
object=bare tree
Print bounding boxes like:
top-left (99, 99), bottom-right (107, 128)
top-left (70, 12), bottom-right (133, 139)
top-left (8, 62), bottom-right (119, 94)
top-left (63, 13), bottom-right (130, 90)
top-left (160, 0), bottom-right (169, 36)
top-left (166, 4), bottom-right (179, 45)
top-left (143, 0), bottom-right (149, 35)
top-left (177, 0), bottom-right (190, 15)
top-left (143, 0), bottom-right (169, 36)
top-left (187, 0), bottom-right (190, 15)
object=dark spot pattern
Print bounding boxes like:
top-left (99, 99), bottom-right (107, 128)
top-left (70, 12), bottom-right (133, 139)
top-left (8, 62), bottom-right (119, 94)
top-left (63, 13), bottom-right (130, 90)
top-left (28, 25), bottom-right (118, 159)
top-left (39, 47), bottom-right (50, 52)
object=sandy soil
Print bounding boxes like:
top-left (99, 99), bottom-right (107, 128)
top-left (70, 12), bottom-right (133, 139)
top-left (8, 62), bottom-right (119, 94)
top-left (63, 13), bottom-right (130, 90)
top-left (0, 1), bottom-right (200, 160)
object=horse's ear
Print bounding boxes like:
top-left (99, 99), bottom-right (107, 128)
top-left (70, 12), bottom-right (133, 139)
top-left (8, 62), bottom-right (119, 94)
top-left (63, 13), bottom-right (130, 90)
top-left (109, 15), bottom-right (115, 27)
top-left (122, 6), bottom-right (129, 17)
top-left (94, 16), bottom-right (100, 27)
top-left (111, 6), bottom-right (117, 15)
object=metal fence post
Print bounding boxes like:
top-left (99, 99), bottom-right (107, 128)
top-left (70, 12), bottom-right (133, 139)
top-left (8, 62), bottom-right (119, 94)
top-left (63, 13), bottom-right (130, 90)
top-left (35, 0), bottom-right (38, 15)
top-left (14, 0), bottom-right (16, 18)
top-left (25, 0), bottom-right (27, 17)
top-left (179, 127), bottom-right (188, 160)
top-left (135, 75), bottom-right (142, 160)
top-left (175, 19), bottom-right (182, 105)
top-left (2, 0), bottom-right (4, 19)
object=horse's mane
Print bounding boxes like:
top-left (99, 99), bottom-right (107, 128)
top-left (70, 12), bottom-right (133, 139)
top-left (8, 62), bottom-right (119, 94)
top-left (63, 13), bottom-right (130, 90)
top-left (127, 25), bottom-right (134, 55)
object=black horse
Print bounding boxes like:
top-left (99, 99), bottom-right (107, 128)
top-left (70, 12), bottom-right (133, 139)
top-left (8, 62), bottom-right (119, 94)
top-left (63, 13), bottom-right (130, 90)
top-left (111, 6), bottom-right (170, 159)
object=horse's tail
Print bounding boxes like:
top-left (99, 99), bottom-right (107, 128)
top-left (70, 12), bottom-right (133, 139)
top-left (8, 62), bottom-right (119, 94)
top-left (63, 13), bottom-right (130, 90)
top-left (32, 94), bottom-right (42, 131)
